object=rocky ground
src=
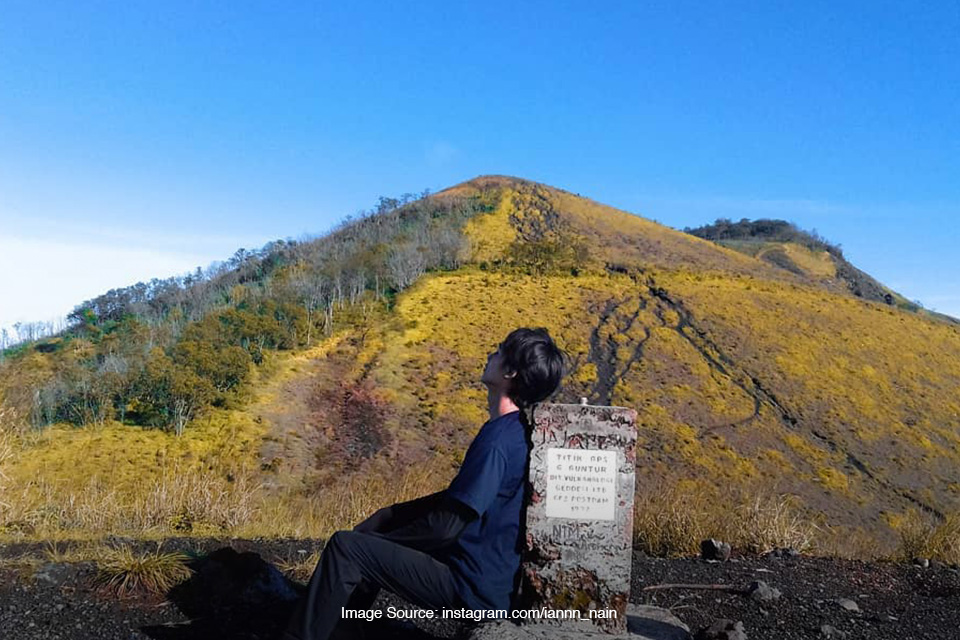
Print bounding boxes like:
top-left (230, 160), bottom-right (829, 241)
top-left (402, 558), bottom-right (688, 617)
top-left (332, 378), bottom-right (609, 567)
top-left (630, 549), bottom-right (960, 639)
top-left (1, 538), bottom-right (958, 640)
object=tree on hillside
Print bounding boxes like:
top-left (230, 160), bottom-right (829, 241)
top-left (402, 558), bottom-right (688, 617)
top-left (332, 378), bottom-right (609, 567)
top-left (99, 353), bottom-right (138, 424)
top-left (174, 340), bottom-right (251, 395)
top-left (8, 189), bottom-right (494, 435)
top-left (286, 270), bottom-right (328, 345)
top-left (137, 348), bottom-right (214, 435)
top-left (683, 217), bottom-right (844, 257)
top-left (33, 365), bottom-right (113, 427)
top-left (387, 242), bottom-right (427, 291)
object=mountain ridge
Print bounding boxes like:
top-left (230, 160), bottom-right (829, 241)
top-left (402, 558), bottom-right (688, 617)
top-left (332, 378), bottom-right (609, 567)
top-left (1, 176), bottom-right (958, 553)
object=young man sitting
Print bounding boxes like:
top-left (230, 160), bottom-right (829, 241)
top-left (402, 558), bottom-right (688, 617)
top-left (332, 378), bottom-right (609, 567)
top-left (282, 327), bottom-right (566, 640)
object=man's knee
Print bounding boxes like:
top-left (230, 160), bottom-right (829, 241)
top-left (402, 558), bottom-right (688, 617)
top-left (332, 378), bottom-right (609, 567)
top-left (353, 506), bottom-right (392, 534)
top-left (326, 530), bottom-right (360, 557)
top-left (352, 520), bottom-right (373, 534)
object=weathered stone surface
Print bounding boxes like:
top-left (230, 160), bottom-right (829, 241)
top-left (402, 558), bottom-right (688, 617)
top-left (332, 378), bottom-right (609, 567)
top-left (745, 580), bottom-right (781, 602)
top-left (700, 539), bottom-right (732, 562)
top-left (626, 604), bottom-right (693, 639)
top-left (819, 624), bottom-right (847, 638)
top-left (833, 597), bottom-right (860, 612)
top-left (694, 619), bottom-right (747, 640)
top-left (519, 402), bottom-right (638, 633)
top-left (31, 563), bottom-right (75, 585)
top-left (465, 605), bottom-right (690, 640)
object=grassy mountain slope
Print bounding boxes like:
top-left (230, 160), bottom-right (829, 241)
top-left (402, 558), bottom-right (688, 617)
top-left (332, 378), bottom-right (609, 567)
top-left (2, 176), bottom-right (959, 554)
top-left (682, 216), bottom-right (957, 324)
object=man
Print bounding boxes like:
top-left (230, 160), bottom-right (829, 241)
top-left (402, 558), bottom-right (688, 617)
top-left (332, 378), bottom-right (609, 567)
top-left (282, 327), bottom-right (566, 640)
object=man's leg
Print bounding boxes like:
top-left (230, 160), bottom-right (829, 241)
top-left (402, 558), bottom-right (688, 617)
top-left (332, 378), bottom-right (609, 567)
top-left (283, 530), bottom-right (461, 640)
top-left (345, 507), bottom-right (391, 611)
top-left (345, 495), bottom-right (446, 611)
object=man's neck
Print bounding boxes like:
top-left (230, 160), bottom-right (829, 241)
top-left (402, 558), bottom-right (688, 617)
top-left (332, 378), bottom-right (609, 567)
top-left (487, 390), bottom-right (520, 421)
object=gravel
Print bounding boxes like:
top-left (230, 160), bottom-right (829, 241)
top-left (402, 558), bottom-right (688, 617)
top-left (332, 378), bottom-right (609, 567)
top-left (1, 540), bottom-right (958, 640)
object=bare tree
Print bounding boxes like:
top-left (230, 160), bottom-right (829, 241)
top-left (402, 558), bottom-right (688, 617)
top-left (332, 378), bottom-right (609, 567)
top-left (387, 242), bottom-right (427, 291)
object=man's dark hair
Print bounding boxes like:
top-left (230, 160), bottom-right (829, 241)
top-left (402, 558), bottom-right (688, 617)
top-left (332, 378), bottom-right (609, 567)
top-left (499, 327), bottom-right (566, 408)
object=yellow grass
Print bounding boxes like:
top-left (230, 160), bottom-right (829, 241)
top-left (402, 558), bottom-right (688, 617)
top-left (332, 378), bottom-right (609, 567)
top-left (896, 510), bottom-right (960, 565)
top-left (235, 463), bottom-right (447, 540)
top-left (779, 243), bottom-right (837, 278)
top-left (462, 188), bottom-right (516, 264)
top-left (633, 482), bottom-right (821, 557)
top-left (0, 430), bottom-right (13, 481)
top-left (736, 494), bottom-right (822, 554)
top-left (94, 544), bottom-right (192, 596)
top-left (0, 552), bottom-right (43, 575)
top-left (1, 462), bottom-right (259, 538)
top-left (275, 549), bottom-right (323, 583)
top-left (549, 189), bottom-right (796, 282)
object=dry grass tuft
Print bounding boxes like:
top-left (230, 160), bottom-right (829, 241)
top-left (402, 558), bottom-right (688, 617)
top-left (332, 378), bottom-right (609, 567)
top-left (136, 462), bottom-right (260, 532)
top-left (275, 549), bottom-right (323, 583)
top-left (0, 416), bottom-right (16, 480)
top-left (633, 483), bottom-right (821, 557)
top-left (44, 540), bottom-right (86, 564)
top-left (735, 493), bottom-right (821, 554)
top-left (896, 510), bottom-right (960, 565)
top-left (242, 463), bottom-right (446, 540)
top-left (0, 433), bottom-right (12, 475)
top-left (0, 404), bottom-right (24, 436)
top-left (814, 523), bottom-right (893, 560)
top-left (1, 439), bottom-right (442, 541)
top-left (633, 482), bottom-right (731, 557)
top-left (1, 463), bottom-right (260, 539)
top-left (94, 544), bottom-right (192, 597)
top-left (0, 428), bottom-right (15, 527)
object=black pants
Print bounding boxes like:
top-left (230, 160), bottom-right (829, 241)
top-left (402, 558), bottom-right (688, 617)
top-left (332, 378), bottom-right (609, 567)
top-left (282, 529), bottom-right (464, 640)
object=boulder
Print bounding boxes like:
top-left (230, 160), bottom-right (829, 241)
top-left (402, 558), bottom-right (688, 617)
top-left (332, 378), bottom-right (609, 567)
top-left (694, 619), bottom-right (747, 640)
top-left (745, 580), bottom-right (780, 602)
top-left (833, 598), bottom-right (860, 613)
top-left (699, 540), bottom-right (731, 562)
top-left (464, 604), bottom-right (690, 639)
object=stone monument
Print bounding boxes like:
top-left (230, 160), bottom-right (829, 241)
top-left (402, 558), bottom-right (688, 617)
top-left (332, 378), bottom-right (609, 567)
top-left (519, 400), bottom-right (638, 634)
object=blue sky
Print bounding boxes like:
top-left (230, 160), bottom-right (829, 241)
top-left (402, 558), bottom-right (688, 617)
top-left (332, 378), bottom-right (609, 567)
top-left (2, 1), bottom-right (958, 337)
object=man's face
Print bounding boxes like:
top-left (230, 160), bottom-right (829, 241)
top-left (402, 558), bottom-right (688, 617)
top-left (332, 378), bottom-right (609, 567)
top-left (481, 342), bottom-right (515, 390)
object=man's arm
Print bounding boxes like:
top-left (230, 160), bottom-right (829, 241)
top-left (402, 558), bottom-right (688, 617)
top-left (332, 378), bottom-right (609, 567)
top-left (354, 490), bottom-right (448, 535)
top-left (373, 494), bottom-right (477, 553)
top-left (379, 442), bottom-right (508, 553)
top-left (357, 430), bottom-right (505, 552)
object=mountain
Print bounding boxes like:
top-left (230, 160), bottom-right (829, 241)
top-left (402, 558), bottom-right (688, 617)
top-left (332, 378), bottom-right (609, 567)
top-left (682, 216), bottom-right (958, 322)
top-left (1, 175), bottom-right (958, 551)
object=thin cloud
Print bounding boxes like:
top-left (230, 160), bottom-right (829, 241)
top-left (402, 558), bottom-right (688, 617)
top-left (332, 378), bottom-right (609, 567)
top-left (2, 213), bottom-right (269, 255)
top-left (425, 141), bottom-right (459, 167)
top-left (0, 235), bottom-right (215, 335)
